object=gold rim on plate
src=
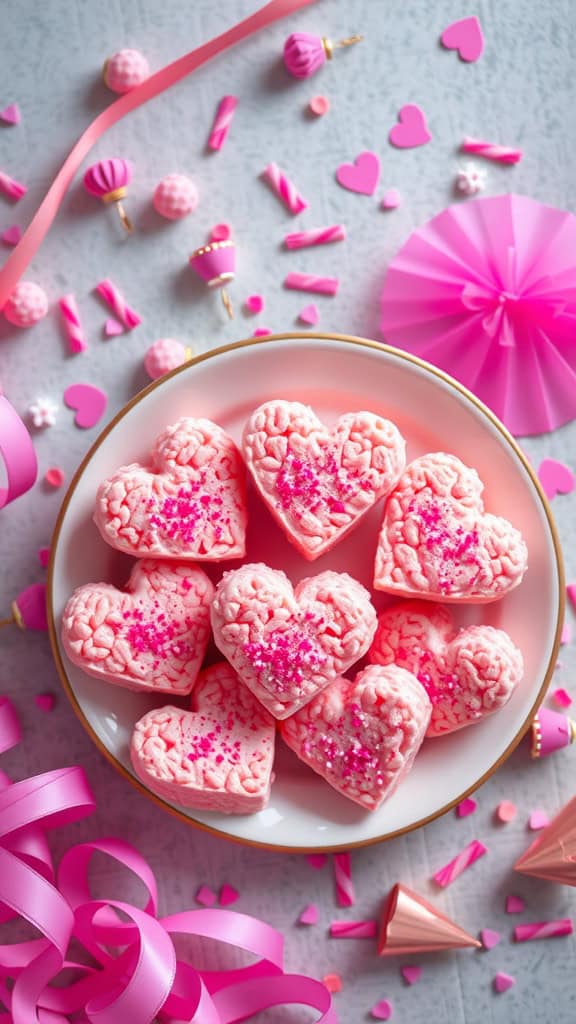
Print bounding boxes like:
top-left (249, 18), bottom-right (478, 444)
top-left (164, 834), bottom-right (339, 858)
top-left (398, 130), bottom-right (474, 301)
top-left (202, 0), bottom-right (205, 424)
top-left (47, 333), bottom-right (565, 853)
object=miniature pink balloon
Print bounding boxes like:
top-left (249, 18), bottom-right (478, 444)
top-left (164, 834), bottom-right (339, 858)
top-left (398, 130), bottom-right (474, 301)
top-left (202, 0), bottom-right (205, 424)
top-left (83, 158), bottom-right (134, 233)
top-left (144, 338), bottom-right (191, 380)
top-left (283, 30), bottom-right (362, 79)
top-left (3, 281), bottom-right (48, 327)
top-left (153, 174), bottom-right (198, 220)
top-left (103, 48), bottom-right (150, 94)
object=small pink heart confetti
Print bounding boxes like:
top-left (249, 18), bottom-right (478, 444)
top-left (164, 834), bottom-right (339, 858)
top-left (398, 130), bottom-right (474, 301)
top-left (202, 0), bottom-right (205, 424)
top-left (553, 687), bottom-right (572, 708)
top-left (306, 853), bottom-right (327, 869)
top-left (104, 318), bottom-right (124, 338)
top-left (381, 188), bottom-right (401, 209)
top-left (64, 383), bottom-right (108, 430)
top-left (440, 16), bottom-right (485, 63)
top-left (538, 458), bottom-right (575, 500)
top-left (336, 151), bottom-right (381, 195)
top-left (528, 809), bottom-right (549, 831)
top-left (371, 998), bottom-right (393, 1020)
top-left (1, 224), bottom-right (23, 246)
top-left (389, 105), bottom-right (431, 148)
top-left (480, 928), bottom-right (501, 950)
top-left (506, 895), bottom-right (525, 914)
top-left (195, 885), bottom-right (217, 907)
top-left (0, 103), bottom-right (21, 125)
top-left (298, 303), bottom-right (319, 326)
top-left (456, 797), bottom-right (477, 818)
top-left (298, 903), bottom-right (319, 925)
top-left (34, 693), bottom-right (55, 712)
top-left (218, 884), bottom-right (239, 906)
top-left (494, 972), bottom-right (515, 994)
top-left (400, 965), bottom-right (422, 985)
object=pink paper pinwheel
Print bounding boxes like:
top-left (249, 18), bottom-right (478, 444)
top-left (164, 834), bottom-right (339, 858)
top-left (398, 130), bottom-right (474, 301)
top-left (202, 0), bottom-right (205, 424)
top-left (381, 194), bottom-right (576, 436)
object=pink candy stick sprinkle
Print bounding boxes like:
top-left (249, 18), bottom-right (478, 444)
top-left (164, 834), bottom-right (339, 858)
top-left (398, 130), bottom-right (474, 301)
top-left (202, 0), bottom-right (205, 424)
top-left (208, 95), bottom-right (238, 151)
top-left (333, 852), bottom-right (355, 907)
top-left (284, 225), bottom-right (346, 249)
top-left (59, 294), bottom-right (87, 354)
top-left (284, 272), bottom-right (339, 295)
top-left (0, 169), bottom-right (27, 201)
top-left (262, 162), bottom-right (309, 215)
top-left (330, 920), bottom-right (377, 938)
top-left (461, 136), bottom-right (522, 164)
top-left (95, 278), bottom-right (142, 329)
top-left (456, 797), bottom-right (477, 818)
top-left (195, 885), bottom-right (217, 907)
top-left (514, 919), bottom-right (573, 942)
top-left (433, 839), bottom-right (487, 887)
top-left (553, 687), bottom-right (572, 708)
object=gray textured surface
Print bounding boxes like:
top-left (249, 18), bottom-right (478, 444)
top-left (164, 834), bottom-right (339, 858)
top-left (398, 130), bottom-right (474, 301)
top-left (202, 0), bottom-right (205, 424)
top-left (1, 0), bottom-right (576, 1020)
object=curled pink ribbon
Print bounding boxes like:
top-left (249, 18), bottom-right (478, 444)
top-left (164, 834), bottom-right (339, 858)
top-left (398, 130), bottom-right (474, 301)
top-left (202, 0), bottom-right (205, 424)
top-left (0, 397), bottom-right (38, 510)
top-left (0, 697), bottom-right (336, 1023)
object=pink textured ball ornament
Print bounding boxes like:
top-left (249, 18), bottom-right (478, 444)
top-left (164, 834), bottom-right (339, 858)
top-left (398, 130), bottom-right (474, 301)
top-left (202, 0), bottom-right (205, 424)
top-left (3, 281), bottom-right (48, 327)
top-left (283, 31), bottom-right (362, 79)
top-left (189, 239), bottom-right (236, 319)
top-left (144, 338), bottom-right (191, 380)
top-left (153, 174), bottom-right (198, 221)
top-left (103, 48), bottom-right (150, 94)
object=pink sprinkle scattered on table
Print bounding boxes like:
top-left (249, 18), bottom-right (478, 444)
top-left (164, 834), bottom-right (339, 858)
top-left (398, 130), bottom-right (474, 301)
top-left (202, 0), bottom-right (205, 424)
top-left (433, 839), bottom-right (487, 887)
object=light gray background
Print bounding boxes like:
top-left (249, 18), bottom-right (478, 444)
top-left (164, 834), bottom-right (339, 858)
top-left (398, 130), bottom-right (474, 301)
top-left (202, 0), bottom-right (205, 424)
top-left (1, 1), bottom-right (576, 1021)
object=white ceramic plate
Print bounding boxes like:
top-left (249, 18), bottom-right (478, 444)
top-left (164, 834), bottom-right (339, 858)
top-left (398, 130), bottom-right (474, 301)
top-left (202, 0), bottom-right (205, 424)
top-left (49, 335), bottom-right (563, 851)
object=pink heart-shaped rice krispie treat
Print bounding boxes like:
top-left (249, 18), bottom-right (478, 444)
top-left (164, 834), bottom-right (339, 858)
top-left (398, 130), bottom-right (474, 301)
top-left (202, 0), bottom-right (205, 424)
top-left (130, 661), bottom-right (276, 813)
top-left (62, 560), bottom-right (213, 694)
top-left (211, 563), bottom-right (377, 719)
top-left (374, 453), bottom-right (528, 602)
top-left (369, 601), bottom-right (524, 736)
top-left (94, 418), bottom-right (247, 560)
top-left (243, 400), bottom-right (405, 560)
top-left (280, 664), bottom-right (431, 810)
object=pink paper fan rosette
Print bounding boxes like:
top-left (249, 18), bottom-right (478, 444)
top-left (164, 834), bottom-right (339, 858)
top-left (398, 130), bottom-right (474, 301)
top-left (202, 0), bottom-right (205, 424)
top-left (380, 194), bottom-right (576, 436)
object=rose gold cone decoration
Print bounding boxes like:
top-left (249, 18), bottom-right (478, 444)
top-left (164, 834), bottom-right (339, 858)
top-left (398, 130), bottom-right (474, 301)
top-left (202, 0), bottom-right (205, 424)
top-left (514, 795), bottom-right (576, 886)
top-left (378, 883), bottom-right (481, 956)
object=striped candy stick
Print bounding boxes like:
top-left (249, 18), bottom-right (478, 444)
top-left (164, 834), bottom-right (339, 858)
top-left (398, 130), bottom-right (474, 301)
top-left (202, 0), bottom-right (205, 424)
top-left (284, 225), bottom-right (346, 249)
top-left (330, 920), bottom-right (376, 938)
top-left (514, 919), bottom-right (573, 942)
top-left (208, 96), bottom-right (239, 151)
top-left (95, 278), bottom-right (142, 329)
top-left (433, 839), bottom-right (488, 888)
top-left (333, 852), bottom-right (355, 907)
top-left (460, 136), bottom-right (522, 164)
top-left (0, 170), bottom-right (27, 201)
top-left (262, 162), bottom-right (309, 215)
top-left (58, 294), bottom-right (87, 354)
top-left (284, 272), bottom-right (339, 295)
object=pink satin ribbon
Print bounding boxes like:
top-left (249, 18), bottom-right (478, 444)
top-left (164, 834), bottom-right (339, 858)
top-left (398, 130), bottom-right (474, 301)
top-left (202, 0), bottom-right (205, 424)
top-left (0, 696), bottom-right (336, 1023)
top-left (0, 0), bottom-right (317, 309)
top-left (0, 397), bottom-right (38, 510)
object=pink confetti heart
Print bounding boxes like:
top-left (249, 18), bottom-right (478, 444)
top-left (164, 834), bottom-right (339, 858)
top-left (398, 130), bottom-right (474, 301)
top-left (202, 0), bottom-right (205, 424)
top-left (336, 151), bottom-right (381, 195)
top-left (389, 105), bottom-right (432, 149)
top-left (401, 965), bottom-right (422, 985)
top-left (381, 188), bottom-right (401, 210)
top-left (371, 999), bottom-right (393, 1020)
top-left (480, 928), bottom-right (501, 950)
top-left (0, 103), bottom-right (21, 125)
top-left (298, 303), bottom-right (319, 326)
top-left (219, 884), bottom-right (240, 906)
top-left (553, 687), bottom-right (572, 708)
top-left (528, 809), bottom-right (549, 831)
top-left (34, 693), bottom-right (55, 712)
top-left (299, 903), bottom-right (319, 925)
top-left (456, 797), bottom-right (477, 818)
top-left (440, 16), bottom-right (485, 63)
top-left (494, 972), bottom-right (515, 994)
top-left (537, 458), bottom-right (575, 500)
top-left (506, 895), bottom-right (525, 914)
top-left (1, 224), bottom-right (22, 246)
top-left (64, 383), bottom-right (107, 429)
top-left (196, 885), bottom-right (217, 907)
top-left (104, 318), bottom-right (124, 337)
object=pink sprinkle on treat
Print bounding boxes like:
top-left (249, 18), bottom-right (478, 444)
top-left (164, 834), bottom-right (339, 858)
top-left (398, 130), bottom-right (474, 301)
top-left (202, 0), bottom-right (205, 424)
top-left (537, 458), bottom-right (575, 499)
top-left (210, 223), bottom-right (232, 242)
top-left (494, 972), bottom-right (516, 994)
top-left (261, 162), bottom-right (308, 215)
top-left (309, 94), bottom-right (330, 116)
top-left (0, 103), bottom-right (21, 125)
top-left (306, 853), bottom-right (327, 869)
top-left (506, 895), bottom-right (525, 914)
top-left (371, 998), bottom-right (393, 1020)
top-left (333, 852), bottom-right (355, 907)
top-left (219, 884), bottom-right (239, 906)
top-left (528, 809), bottom-right (550, 831)
top-left (381, 188), bottom-right (401, 210)
top-left (496, 800), bottom-right (517, 824)
top-left (400, 966), bottom-right (422, 985)
top-left (144, 338), bottom-right (190, 380)
top-left (553, 688), bottom-right (573, 708)
top-left (245, 294), bottom-right (264, 314)
top-left (208, 95), bottom-right (238, 151)
top-left (480, 928), bottom-right (501, 950)
top-left (461, 136), bottom-right (522, 164)
top-left (299, 904), bottom-right (319, 925)
top-left (104, 318), bottom-right (124, 337)
top-left (456, 797), bottom-right (477, 818)
top-left (433, 839), bottom-right (487, 887)
top-left (3, 281), bottom-right (48, 327)
top-left (1, 224), bottom-right (22, 246)
top-left (514, 919), bottom-right (573, 942)
top-left (45, 467), bottom-right (65, 488)
top-left (284, 272), bottom-right (339, 295)
top-left (95, 278), bottom-right (141, 329)
top-left (34, 693), bottom-right (55, 712)
top-left (153, 174), bottom-right (198, 220)
top-left (323, 974), bottom-right (342, 994)
top-left (195, 885), bottom-right (217, 907)
top-left (59, 294), bottom-right (87, 354)
top-left (0, 169), bottom-right (27, 201)
top-left (298, 303), bottom-right (319, 325)
top-left (284, 225), bottom-right (345, 249)
top-left (104, 49), bottom-right (150, 94)
top-left (330, 920), bottom-right (377, 938)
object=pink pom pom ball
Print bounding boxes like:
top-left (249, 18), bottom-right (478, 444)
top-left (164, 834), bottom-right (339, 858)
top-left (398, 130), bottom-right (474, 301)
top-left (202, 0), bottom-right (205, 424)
top-left (3, 281), bottom-right (49, 328)
top-left (144, 338), bottom-right (190, 380)
top-left (153, 174), bottom-right (198, 221)
top-left (103, 49), bottom-right (150, 94)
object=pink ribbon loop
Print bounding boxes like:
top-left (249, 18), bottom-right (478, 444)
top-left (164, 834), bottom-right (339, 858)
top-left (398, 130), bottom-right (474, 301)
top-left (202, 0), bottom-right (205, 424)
top-left (0, 397), bottom-right (38, 511)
